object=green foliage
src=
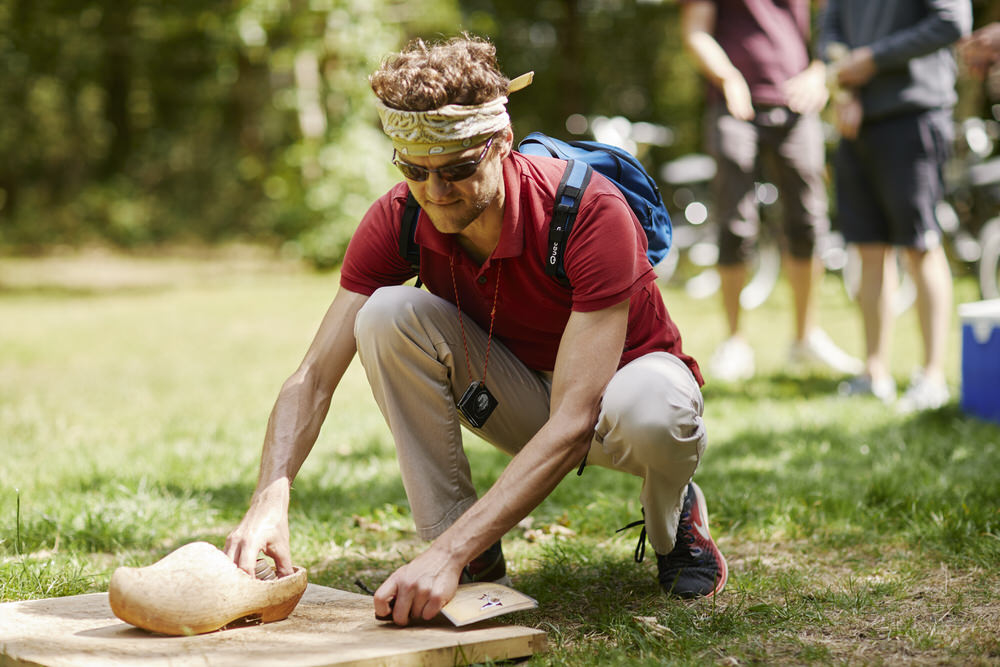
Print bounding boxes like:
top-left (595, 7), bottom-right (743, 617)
top-left (1, 1), bottom-right (705, 266)
top-left (463, 0), bottom-right (704, 164)
top-left (0, 0), bottom-right (459, 265)
top-left (3, 1), bottom-right (995, 268)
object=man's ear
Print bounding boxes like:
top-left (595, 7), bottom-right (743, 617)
top-left (498, 126), bottom-right (515, 158)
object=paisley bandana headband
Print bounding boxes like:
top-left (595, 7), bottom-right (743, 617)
top-left (376, 72), bottom-right (534, 156)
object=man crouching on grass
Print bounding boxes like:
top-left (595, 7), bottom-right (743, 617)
top-left (223, 33), bottom-right (727, 626)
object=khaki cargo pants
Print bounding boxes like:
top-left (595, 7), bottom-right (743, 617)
top-left (354, 285), bottom-right (707, 555)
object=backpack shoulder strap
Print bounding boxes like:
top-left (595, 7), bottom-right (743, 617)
top-left (399, 164), bottom-right (591, 290)
top-left (399, 190), bottom-right (422, 286)
top-left (547, 159), bottom-right (593, 287)
top-left (519, 132), bottom-right (562, 158)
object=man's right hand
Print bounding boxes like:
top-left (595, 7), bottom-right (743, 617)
top-left (223, 478), bottom-right (295, 578)
top-left (721, 72), bottom-right (755, 121)
top-left (960, 22), bottom-right (1000, 79)
top-left (834, 91), bottom-right (864, 141)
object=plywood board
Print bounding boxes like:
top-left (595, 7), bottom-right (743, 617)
top-left (0, 584), bottom-right (546, 667)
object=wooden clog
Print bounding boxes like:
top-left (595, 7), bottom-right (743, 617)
top-left (108, 541), bottom-right (308, 635)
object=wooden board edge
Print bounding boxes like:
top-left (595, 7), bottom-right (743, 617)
top-left (322, 628), bottom-right (548, 667)
top-left (1, 646), bottom-right (48, 667)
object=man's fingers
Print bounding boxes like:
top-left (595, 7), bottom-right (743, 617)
top-left (234, 543), bottom-right (261, 576)
top-left (404, 589), bottom-right (442, 623)
top-left (373, 579), bottom-right (398, 620)
top-left (223, 538), bottom-right (251, 574)
top-left (269, 548), bottom-right (295, 577)
top-left (392, 587), bottom-right (414, 626)
top-left (421, 591), bottom-right (447, 621)
top-left (726, 99), bottom-right (754, 121)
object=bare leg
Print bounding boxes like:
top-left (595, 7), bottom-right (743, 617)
top-left (857, 243), bottom-right (895, 385)
top-left (904, 245), bottom-right (952, 384)
top-left (709, 263), bottom-right (755, 381)
top-left (719, 263), bottom-right (747, 337)
top-left (787, 254), bottom-right (863, 374)
top-left (785, 255), bottom-right (817, 342)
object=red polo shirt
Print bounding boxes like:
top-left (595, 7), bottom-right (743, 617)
top-left (681, 0), bottom-right (811, 107)
top-left (341, 151), bottom-right (701, 383)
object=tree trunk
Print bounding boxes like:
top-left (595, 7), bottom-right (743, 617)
top-left (101, 0), bottom-right (134, 176)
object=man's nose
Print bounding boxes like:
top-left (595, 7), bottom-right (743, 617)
top-left (425, 171), bottom-right (452, 198)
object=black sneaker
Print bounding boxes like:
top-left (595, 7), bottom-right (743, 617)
top-left (657, 481), bottom-right (728, 599)
top-left (460, 540), bottom-right (512, 586)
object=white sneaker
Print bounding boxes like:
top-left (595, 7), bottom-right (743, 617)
top-left (896, 370), bottom-right (950, 414)
top-left (709, 336), bottom-right (755, 382)
top-left (789, 329), bottom-right (864, 375)
top-left (838, 374), bottom-right (897, 404)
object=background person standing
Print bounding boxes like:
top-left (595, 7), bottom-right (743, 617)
top-left (821, 0), bottom-right (973, 412)
top-left (679, 0), bottom-right (863, 383)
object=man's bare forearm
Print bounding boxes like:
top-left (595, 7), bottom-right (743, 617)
top-left (226, 289), bottom-right (368, 574)
top-left (254, 369), bottom-right (335, 491)
top-left (253, 288), bottom-right (369, 492)
top-left (681, 2), bottom-right (739, 88)
top-left (433, 412), bottom-right (594, 566)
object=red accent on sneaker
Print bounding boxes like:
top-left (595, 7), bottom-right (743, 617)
top-left (688, 482), bottom-right (728, 598)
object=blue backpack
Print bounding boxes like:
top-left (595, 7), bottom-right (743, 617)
top-left (399, 131), bottom-right (672, 286)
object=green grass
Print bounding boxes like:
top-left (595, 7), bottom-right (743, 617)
top-left (2, 252), bottom-right (999, 665)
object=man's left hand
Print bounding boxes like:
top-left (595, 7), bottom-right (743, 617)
top-left (783, 61), bottom-right (830, 115)
top-left (373, 547), bottom-right (462, 626)
top-left (836, 47), bottom-right (877, 88)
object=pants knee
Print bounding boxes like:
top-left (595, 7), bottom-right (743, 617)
top-left (605, 388), bottom-right (703, 456)
top-left (354, 285), bottom-right (424, 343)
top-left (598, 357), bottom-right (706, 467)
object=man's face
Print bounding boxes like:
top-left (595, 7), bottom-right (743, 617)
top-left (396, 130), bottom-right (511, 235)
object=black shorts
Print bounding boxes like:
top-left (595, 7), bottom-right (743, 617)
top-left (834, 108), bottom-right (953, 250)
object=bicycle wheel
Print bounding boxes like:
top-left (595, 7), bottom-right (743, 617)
top-left (979, 217), bottom-right (1000, 300)
top-left (739, 237), bottom-right (781, 310)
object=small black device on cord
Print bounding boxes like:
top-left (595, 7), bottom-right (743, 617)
top-left (450, 255), bottom-right (501, 428)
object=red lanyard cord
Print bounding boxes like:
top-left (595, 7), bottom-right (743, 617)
top-left (449, 254), bottom-right (502, 383)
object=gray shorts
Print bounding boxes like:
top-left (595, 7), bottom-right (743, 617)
top-left (705, 102), bottom-right (830, 265)
top-left (834, 108), bottom-right (953, 249)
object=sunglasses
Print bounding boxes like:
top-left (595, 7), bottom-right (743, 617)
top-left (392, 134), bottom-right (497, 182)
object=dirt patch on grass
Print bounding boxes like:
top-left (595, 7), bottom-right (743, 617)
top-left (719, 538), bottom-right (1000, 664)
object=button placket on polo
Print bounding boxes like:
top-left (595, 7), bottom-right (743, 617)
top-left (452, 250), bottom-right (492, 305)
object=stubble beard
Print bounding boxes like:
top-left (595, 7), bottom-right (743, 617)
top-left (425, 185), bottom-right (497, 235)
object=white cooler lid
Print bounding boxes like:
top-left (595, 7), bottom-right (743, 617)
top-left (958, 299), bottom-right (1000, 344)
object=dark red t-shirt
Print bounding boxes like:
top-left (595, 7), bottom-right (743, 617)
top-left (683, 0), bottom-right (812, 107)
top-left (341, 151), bottom-right (702, 383)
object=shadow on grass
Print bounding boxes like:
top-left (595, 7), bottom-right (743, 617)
top-left (0, 472), bottom-right (409, 558)
top-left (699, 395), bottom-right (1000, 567)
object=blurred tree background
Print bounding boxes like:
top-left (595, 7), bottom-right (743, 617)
top-left (1, 0), bottom-right (996, 267)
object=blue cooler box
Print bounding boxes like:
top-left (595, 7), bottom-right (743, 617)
top-left (958, 299), bottom-right (1000, 423)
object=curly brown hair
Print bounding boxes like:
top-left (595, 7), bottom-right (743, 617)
top-left (369, 34), bottom-right (510, 111)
